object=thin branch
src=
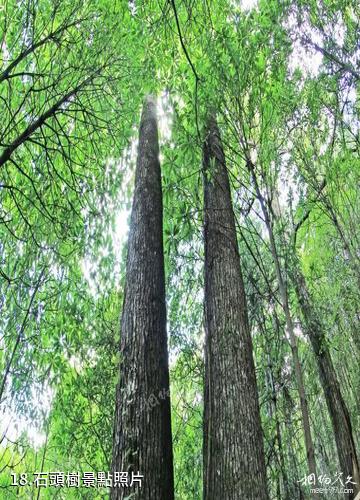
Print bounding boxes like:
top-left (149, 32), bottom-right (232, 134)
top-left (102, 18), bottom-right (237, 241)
top-left (0, 70), bottom-right (102, 167)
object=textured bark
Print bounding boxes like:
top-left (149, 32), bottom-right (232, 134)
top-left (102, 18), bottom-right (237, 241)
top-left (295, 270), bottom-right (360, 499)
top-left (111, 96), bottom-right (174, 500)
top-left (203, 116), bottom-right (268, 500)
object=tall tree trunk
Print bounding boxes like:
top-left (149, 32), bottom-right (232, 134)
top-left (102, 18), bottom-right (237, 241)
top-left (247, 160), bottom-right (317, 479)
top-left (203, 116), bottom-right (268, 500)
top-left (111, 96), bottom-right (174, 500)
top-left (294, 269), bottom-right (360, 499)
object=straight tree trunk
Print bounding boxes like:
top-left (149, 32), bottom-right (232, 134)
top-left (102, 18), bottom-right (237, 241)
top-left (111, 96), bottom-right (174, 500)
top-left (203, 116), bottom-right (268, 500)
top-left (294, 269), bottom-right (360, 499)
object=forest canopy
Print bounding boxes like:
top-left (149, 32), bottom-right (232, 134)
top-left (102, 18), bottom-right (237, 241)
top-left (0, 0), bottom-right (359, 499)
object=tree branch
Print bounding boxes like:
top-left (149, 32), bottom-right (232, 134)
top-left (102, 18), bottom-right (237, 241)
top-left (0, 70), bottom-right (100, 167)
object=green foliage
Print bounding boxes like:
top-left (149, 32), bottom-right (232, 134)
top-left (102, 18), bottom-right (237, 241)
top-left (1, 0), bottom-right (359, 498)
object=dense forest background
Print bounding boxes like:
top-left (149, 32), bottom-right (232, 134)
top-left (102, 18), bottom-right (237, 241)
top-left (0, 0), bottom-right (359, 498)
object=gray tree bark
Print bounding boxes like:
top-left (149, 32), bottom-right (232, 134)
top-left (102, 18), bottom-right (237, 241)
top-left (203, 116), bottom-right (268, 500)
top-left (111, 96), bottom-right (174, 500)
